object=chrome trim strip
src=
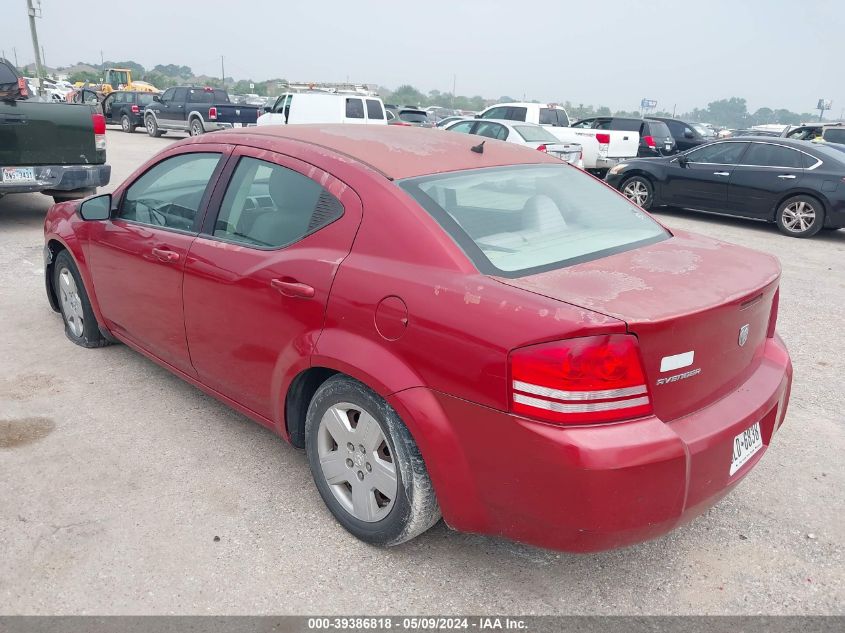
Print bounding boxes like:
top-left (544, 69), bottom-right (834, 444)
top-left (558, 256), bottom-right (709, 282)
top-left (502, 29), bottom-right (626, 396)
top-left (512, 381), bottom-right (648, 402)
top-left (513, 393), bottom-right (650, 413)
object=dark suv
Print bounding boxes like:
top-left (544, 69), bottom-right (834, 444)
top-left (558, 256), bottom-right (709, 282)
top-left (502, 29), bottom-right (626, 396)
top-left (648, 116), bottom-right (708, 151)
top-left (101, 91), bottom-right (156, 133)
top-left (571, 117), bottom-right (677, 157)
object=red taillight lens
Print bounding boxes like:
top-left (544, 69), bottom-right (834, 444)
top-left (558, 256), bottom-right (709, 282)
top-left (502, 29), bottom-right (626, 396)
top-left (509, 334), bottom-right (653, 425)
top-left (644, 135), bottom-right (656, 147)
top-left (536, 144), bottom-right (548, 152)
top-left (18, 77), bottom-right (29, 97)
top-left (208, 106), bottom-right (218, 120)
top-left (91, 113), bottom-right (106, 135)
top-left (595, 133), bottom-right (611, 145)
top-left (131, 104), bottom-right (140, 114)
top-left (767, 288), bottom-right (779, 338)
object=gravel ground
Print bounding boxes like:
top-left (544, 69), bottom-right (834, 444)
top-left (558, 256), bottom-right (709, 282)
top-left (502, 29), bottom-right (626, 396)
top-left (0, 130), bottom-right (842, 615)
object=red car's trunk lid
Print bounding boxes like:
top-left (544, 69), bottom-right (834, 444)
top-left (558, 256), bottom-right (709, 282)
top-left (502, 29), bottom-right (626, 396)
top-left (496, 230), bottom-right (781, 422)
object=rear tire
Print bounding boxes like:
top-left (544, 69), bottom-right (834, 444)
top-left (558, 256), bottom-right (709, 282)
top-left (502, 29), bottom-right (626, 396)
top-left (620, 175), bottom-right (654, 209)
top-left (145, 115), bottom-right (163, 138)
top-left (52, 251), bottom-right (109, 348)
top-left (775, 195), bottom-right (824, 238)
top-left (121, 114), bottom-right (134, 133)
top-left (189, 118), bottom-right (204, 136)
top-left (305, 375), bottom-right (441, 546)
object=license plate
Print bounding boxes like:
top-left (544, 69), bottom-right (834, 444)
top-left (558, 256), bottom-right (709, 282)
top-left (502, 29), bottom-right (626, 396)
top-left (233, 122), bottom-right (243, 128)
top-left (665, 144), bottom-right (672, 151)
top-left (2, 167), bottom-right (36, 183)
top-left (730, 421), bottom-right (763, 475)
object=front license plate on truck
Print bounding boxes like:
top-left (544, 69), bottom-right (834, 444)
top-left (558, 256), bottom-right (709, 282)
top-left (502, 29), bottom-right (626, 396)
top-left (730, 421), bottom-right (763, 475)
top-left (2, 167), bottom-right (36, 183)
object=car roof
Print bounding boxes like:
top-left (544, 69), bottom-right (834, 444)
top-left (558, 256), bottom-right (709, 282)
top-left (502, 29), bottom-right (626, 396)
top-left (208, 124), bottom-right (558, 180)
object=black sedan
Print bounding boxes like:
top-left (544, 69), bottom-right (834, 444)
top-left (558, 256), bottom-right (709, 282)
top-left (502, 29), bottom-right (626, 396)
top-left (605, 138), bottom-right (845, 237)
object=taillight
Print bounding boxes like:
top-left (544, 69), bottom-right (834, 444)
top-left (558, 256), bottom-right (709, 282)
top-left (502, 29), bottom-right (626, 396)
top-left (536, 144), bottom-right (548, 152)
top-left (509, 334), bottom-right (653, 425)
top-left (18, 77), bottom-right (29, 97)
top-left (91, 113), bottom-right (107, 151)
top-left (131, 104), bottom-right (140, 114)
top-left (208, 106), bottom-right (218, 120)
top-left (643, 135), bottom-right (656, 147)
top-left (595, 132), bottom-right (610, 157)
top-left (767, 288), bottom-right (779, 338)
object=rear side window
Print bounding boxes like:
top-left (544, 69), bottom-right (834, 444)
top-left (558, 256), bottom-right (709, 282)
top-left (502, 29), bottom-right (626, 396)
top-left (400, 165), bottom-right (668, 276)
top-left (823, 128), bottom-right (845, 144)
top-left (213, 157), bottom-right (343, 249)
top-left (742, 143), bottom-right (804, 169)
top-left (504, 106), bottom-right (528, 121)
top-left (608, 118), bottom-right (641, 131)
top-left (345, 98), bottom-right (365, 119)
top-left (555, 110), bottom-right (570, 127)
top-left (120, 153), bottom-right (221, 231)
top-left (366, 99), bottom-right (384, 120)
top-left (0, 62), bottom-right (17, 84)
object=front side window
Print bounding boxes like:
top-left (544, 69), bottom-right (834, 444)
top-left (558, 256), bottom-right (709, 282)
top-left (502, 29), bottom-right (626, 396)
top-left (400, 165), bottom-right (668, 276)
top-left (481, 106), bottom-right (509, 120)
top-left (741, 143), bottom-right (803, 168)
top-left (448, 121), bottom-right (474, 134)
top-left (366, 99), bottom-right (385, 120)
top-left (345, 98), bottom-right (365, 119)
top-left (119, 153), bottom-right (221, 231)
top-left (503, 106), bottom-right (528, 121)
top-left (160, 88), bottom-right (175, 102)
top-left (171, 87), bottom-right (188, 102)
top-left (213, 157), bottom-right (343, 249)
top-left (685, 142), bottom-right (747, 164)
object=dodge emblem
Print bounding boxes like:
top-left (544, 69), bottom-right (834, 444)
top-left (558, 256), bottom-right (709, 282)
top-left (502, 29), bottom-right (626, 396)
top-left (738, 324), bottom-right (750, 347)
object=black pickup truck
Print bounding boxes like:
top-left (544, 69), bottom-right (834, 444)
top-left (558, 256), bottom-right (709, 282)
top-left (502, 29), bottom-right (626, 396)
top-left (143, 86), bottom-right (260, 137)
top-left (0, 58), bottom-right (110, 203)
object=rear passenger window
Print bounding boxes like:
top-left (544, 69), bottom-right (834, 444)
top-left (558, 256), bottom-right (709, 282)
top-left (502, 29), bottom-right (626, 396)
top-left (120, 153), bottom-right (221, 231)
top-left (213, 157), bottom-right (344, 249)
top-left (555, 110), bottom-right (570, 127)
top-left (345, 98), bottom-right (365, 119)
top-left (366, 99), bottom-right (385, 120)
top-left (742, 144), bottom-right (804, 169)
top-left (504, 106), bottom-right (527, 121)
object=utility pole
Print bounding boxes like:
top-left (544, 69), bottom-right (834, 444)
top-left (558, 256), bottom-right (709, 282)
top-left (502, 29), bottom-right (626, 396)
top-left (672, 103), bottom-right (677, 117)
top-left (221, 55), bottom-right (225, 86)
top-left (452, 74), bottom-right (456, 108)
top-left (100, 50), bottom-right (104, 66)
top-left (26, 0), bottom-right (45, 95)
top-left (13, 47), bottom-right (19, 68)
top-left (41, 45), bottom-right (46, 71)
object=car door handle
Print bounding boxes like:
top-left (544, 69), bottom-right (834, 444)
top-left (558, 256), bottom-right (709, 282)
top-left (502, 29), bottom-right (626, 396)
top-left (713, 171), bottom-right (730, 176)
top-left (271, 278), bottom-right (315, 299)
top-left (151, 247), bottom-right (180, 263)
top-left (778, 174), bottom-right (796, 179)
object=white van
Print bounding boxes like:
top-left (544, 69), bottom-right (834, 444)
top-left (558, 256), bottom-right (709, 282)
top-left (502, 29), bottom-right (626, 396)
top-left (257, 92), bottom-right (388, 126)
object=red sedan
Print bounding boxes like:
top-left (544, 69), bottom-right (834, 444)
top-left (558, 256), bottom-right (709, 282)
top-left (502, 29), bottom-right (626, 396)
top-left (43, 126), bottom-right (793, 552)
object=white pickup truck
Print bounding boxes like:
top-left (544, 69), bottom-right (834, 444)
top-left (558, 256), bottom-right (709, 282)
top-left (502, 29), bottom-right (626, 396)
top-left (477, 102), bottom-right (639, 174)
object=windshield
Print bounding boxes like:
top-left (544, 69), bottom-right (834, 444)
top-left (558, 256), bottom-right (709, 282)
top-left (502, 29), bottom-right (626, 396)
top-left (513, 125), bottom-right (559, 143)
top-left (400, 165), bottom-right (669, 276)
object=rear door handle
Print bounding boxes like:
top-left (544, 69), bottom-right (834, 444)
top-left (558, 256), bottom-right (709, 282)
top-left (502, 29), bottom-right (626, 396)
top-left (778, 174), bottom-right (796, 179)
top-left (151, 247), bottom-right (180, 263)
top-left (271, 278), bottom-right (315, 299)
top-left (713, 171), bottom-right (730, 176)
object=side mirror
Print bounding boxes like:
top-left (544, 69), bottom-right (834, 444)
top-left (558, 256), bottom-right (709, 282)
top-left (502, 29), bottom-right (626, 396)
top-left (677, 155), bottom-right (689, 167)
top-left (683, 130), bottom-right (694, 139)
top-left (153, 95), bottom-right (161, 102)
top-left (79, 194), bottom-right (112, 220)
top-left (475, 114), bottom-right (481, 118)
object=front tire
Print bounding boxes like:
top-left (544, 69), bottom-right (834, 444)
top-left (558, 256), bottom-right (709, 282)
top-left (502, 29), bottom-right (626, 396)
top-left (52, 251), bottom-right (109, 348)
top-left (121, 114), bottom-right (134, 133)
top-left (775, 195), bottom-right (824, 238)
top-left (620, 175), bottom-right (654, 209)
top-left (145, 115), bottom-right (163, 138)
top-left (305, 375), bottom-right (441, 546)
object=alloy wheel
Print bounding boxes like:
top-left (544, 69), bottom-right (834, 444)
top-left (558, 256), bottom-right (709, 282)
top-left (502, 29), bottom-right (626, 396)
top-left (58, 268), bottom-right (84, 338)
top-left (623, 179), bottom-right (649, 206)
top-left (316, 402), bottom-right (398, 522)
top-left (781, 200), bottom-right (816, 233)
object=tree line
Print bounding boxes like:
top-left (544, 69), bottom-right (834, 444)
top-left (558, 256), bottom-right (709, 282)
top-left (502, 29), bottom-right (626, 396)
top-left (59, 62), bottom-right (824, 129)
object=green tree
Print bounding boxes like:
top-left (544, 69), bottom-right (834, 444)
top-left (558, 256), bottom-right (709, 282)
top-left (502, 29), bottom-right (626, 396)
top-left (68, 71), bottom-right (101, 84)
top-left (390, 84), bottom-right (426, 107)
top-left (704, 97), bottom-right (748, 128)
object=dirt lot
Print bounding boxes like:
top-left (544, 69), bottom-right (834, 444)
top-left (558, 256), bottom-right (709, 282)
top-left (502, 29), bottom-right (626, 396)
top-left (0, 129), bottom-right (842, 614)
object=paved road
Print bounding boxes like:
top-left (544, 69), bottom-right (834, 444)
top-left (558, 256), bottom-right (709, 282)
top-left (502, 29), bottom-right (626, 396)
top-left (0, 130), bottom-right (842, 614)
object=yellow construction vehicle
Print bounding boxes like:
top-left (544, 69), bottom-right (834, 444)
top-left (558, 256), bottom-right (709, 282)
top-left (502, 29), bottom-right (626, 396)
top-left (99, 68), bottom-right (159, 94)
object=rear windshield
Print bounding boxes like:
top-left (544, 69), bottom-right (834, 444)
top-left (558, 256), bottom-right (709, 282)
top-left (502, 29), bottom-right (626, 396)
top-left (608, 118), bottom-right (642, 131)
top-left (399, 110), bottom-right (428, 123)
top-left (137, 93), bottom-right (155, 106)
top-left (188, 88), bottom-right (229, 103)
top-left (399, 165), bottom-right (668, 276)
top-left (513, 125), bottom-right (559, 143)
top-left (646, 121), bottom-right (672, 138)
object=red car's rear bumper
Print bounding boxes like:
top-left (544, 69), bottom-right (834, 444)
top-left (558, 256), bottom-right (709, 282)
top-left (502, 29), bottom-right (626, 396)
top-left (389, 336), bottom-right (792, 552)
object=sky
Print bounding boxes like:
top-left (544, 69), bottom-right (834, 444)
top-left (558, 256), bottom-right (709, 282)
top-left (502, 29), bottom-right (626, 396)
top-left (2, 0), bottom-right (842, 116)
